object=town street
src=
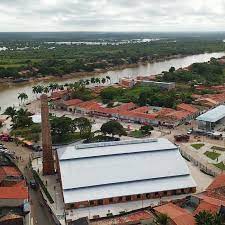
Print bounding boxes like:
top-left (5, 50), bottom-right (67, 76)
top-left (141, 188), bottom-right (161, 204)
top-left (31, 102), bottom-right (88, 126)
top-left (4, 142), bottom-right (56, 225)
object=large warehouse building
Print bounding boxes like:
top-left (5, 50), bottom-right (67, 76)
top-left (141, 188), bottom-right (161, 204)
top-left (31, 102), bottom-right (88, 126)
top-left (56, 138), bottom-right (196, 219)
top-left (196, 105), bottom-right (225, 131)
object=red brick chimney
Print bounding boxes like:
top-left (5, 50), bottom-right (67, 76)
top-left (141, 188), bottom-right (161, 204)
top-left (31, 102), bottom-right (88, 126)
top-left (41, 94), bottom-right (55, 175)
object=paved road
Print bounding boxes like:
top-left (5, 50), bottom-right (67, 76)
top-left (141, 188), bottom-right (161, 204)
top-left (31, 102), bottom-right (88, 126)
top-left (4, 142), bottom-right (56, 225)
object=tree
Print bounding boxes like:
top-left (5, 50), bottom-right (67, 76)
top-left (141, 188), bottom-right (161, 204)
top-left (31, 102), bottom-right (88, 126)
top-left (195, 211), bottom-right (214, 225)
top-left (154, 213), bottom-right (169, 225)
top-left (11, 108), bottom-right (33, 129)
top-left (169, 66), bottom-right (176, 73)
top-left (50, 116), bottom-right (76, 136)
top-left (18, 93), bottom-right (28, 105)
top-left (101, 77), bottom-right (106, 85)
top-left (106, 76), bottom-right (111, 84)
top-left (43, 86), bottom-right (49, 94)
top-left (4, 106), bottom-right (17, 120)
top-left (95, 77), bottom-right (101, 86)
top-left (140, 125), bottom-right (153, 135)
top-left (85, 79), bottom-right (90, 85)
top-left (32, 86), bottom-right (38, 97)
top-left (90, 77), bottom-right (96, 84)
top-left (100, 120), bottom-right (126, 137)
top-left (74, 117), bottom-right (92, 139)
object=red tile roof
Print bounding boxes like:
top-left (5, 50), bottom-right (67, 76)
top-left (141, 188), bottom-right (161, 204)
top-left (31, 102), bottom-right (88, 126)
top-left (207, 173), bottom-right (225, 191)
top-left (166, 110), bottom-right (191, 120)
top-left (0, 180), bottom-right (28, 200)
top-left (177, 103), bottom-right (198, 114)
top-left (194, 200), bottom-right (220, 215)
top-left (76, 100), bottom-right (100, 110)
top-left (64, 99), bottom-right (83, 106)
top-left (131, 106), bottom-right (150, 113)
top-left (114, 102), bottom-right (137, 111)
top-left (0, 166), bottom-right (21, 182)
top-left (155, 203), bottom-right (195, 225)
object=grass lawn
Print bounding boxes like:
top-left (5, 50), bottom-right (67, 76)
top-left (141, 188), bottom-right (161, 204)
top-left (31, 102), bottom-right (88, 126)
top-left (191, 143), bottom-right (205, 150)
top-left (129, 130), bottom-right (147, 138)
top-left (214, 162), bottom-right (225, 171)
top-left (204, 151), bottom-right (221, 160)
top-left (211, 146), bottom-right (225, 151)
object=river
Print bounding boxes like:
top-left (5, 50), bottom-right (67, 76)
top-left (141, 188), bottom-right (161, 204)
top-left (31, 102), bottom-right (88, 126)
top-left (0, 52), bottom-right (225, 112)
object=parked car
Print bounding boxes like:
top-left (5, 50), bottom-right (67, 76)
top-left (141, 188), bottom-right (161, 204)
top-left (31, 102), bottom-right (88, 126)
top-left (0, 134), bottom-right (13, 142)
top-left (29, 179), bottom-right (38, 190)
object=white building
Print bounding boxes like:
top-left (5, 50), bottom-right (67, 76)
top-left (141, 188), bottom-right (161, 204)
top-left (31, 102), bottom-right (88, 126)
top-left (56, 138), bottom-right (196, 222)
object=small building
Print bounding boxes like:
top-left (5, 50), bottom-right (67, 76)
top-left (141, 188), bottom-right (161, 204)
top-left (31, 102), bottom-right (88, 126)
top-left (56, 138), bottom-right (196, 222)
top-left (196, 105), bottom-right (225, 131)
top-left (138, 80), bottom-right (176, 90)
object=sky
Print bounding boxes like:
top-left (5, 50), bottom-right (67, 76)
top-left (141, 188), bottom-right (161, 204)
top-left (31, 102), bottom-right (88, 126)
top-left (0, 0), bottom-right (225, 32)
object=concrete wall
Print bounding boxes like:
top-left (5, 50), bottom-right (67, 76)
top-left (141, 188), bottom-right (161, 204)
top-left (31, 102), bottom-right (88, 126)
top-left (0, 199), bottom-right (24, 207)
top-left (65, 187), bottom-right (196, 210)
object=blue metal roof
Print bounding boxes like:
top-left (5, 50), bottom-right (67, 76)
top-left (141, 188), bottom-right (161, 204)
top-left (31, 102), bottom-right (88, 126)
top-left (196, 105), bottom-right (225, 123)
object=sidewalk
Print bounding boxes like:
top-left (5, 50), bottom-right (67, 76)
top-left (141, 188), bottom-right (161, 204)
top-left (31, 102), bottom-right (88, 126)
top-left (32, 157), bottom-right (66, 225)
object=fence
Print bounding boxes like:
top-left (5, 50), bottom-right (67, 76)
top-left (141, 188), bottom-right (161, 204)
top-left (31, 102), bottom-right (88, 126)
top-left (179, 147), bottom-right (220, 177)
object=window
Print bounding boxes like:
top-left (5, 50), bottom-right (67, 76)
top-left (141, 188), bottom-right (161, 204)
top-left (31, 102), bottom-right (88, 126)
top-left (109, 198), bottom-right (113, 203)
top-left (146, 194), bottom-right (150, 199)
top-left (97, 199), bottom-right (103, 205)
top-left (137, 194), bottom-right (141, 199)
top-left (90, 201), bottom-right (94, 206)
top-left (126, 196), bottom-right (131, 201)
top-left (119, 197), bottom-right (123, 202)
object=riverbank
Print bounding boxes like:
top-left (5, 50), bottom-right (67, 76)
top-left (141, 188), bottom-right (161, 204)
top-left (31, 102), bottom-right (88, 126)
top-left (0, 53), bottom-right (206, 87)
top-left (0, 51), bottom-right (224, 113)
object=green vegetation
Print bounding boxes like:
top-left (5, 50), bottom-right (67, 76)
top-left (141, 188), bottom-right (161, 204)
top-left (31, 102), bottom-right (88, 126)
top-left (100, 120), bottom-right (127, 137)
top-left (129, 130), bottom-right (147, 138)
top-left (129, 125), bottom-right (153, 138)
top-left (191, 143), bottom-right (205, 150)
top-left (3, 107), bottom-right (40, 142)
top-left (204, 151), bottom-right (221, 160)
top-left (11, 124), bottom-right (41, 143)
top-left (1, 39), bottom-right (225, 80)
top-left (83, 135), bottom-right (120, 143)
top-left (195, 211), bottom-right (224, 225)
top-left (211, 146), bottom-right (225, 151)
top-left (100, 85), bottom-right (193, 108)
top-left (50, 116), bottom-right (92, 144)
top-left (160, 58), bottom-right (225, 85)
top-left (214, 162), bottom-right (225, 171)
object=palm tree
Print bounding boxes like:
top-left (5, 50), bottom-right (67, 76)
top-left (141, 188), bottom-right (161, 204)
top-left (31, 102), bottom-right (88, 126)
top-left (43, 86), bottom-right (49, 94)
top-left (154, 213), bottom-right (169, 225)
top-left (48, 83), bottom-right (55, 92)
top-left (213, 213), bottom-right (223, 225)
top-left (95, 77), bottom-right (101, 86)
top-left (195, 211), bottom-right (214, 225)
top-left (101, 77), bottom-right (106, 85)
top-left (106, 75), bottom-right (111, 84)
top-left (85, 79), bottom-right (90, 86)
top-left (49, 83), bottom-right (59, 92)
top-left (32, 86), bottom-right (38, 98)
top-left (90, 77), bottom-right (96, 84)
top-left (3, 106), bottom-right (17, 120)
top-left (36, 85), bottom-right (44, 95)
top-left (18, 93), bottom-right (28, 105)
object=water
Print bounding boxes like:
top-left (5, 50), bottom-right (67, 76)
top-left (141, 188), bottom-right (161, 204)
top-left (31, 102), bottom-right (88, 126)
top-left (0, 52), bottom-right (224, 112)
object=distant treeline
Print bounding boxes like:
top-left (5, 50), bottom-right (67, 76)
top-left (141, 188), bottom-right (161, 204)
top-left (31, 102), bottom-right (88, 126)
top-left (0, 38), bottom-right (225, 79)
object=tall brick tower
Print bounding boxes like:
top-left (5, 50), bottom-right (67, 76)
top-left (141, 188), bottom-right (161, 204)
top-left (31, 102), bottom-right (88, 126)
top-left (41, 94), bottom-right (55, 175)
